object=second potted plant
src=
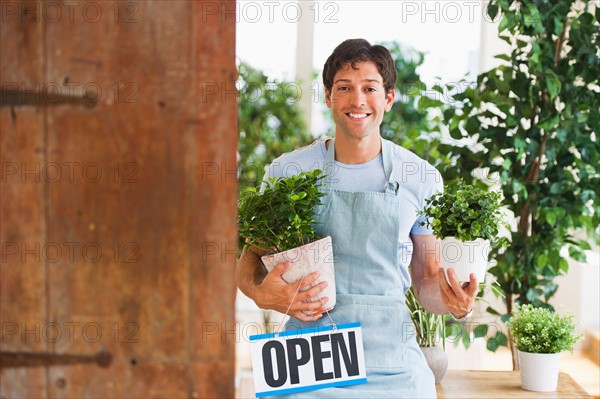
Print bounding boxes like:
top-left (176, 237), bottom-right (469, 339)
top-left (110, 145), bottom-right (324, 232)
top-left (238, 169), bottom-right (336, 313)
top-left (418, 180), bottom-right (505, 283)
top-left (507, 304), bottom-right (583, 392)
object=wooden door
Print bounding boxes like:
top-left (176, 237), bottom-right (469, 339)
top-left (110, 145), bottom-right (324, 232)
top-left (0, 1), bottom-right (237, 397)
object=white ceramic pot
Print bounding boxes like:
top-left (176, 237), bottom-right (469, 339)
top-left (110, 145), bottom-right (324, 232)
top-left (419, 346), bottom-right (448, 384)
top-left (261, 236), bottom-right (336, 313)
top-left (518, 350), bottom-right (561, 392)
top-left (440, 237), bottom-right (490, 283)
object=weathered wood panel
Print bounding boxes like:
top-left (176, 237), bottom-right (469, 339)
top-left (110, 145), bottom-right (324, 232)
top-left (0, 1), bottom-right (47, 397)
top-left (190, 0), bottom-right (238, 367)
top-left (1, 1), bottom-right (237, 397)
top-left (44, 0), bottom-right (193, 364)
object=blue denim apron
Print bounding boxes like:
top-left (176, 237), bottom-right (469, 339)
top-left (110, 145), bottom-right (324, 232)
top-left (277, 139), bottom-right (436, 399)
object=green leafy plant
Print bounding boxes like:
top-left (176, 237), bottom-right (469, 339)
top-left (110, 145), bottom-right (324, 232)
top-left (237, 61), bottom-right (314, 193)
top-left (379, 41), bottom-right (453, 171)
top-left (406, 282), bottom-right (504, 350)
top-left (507, 304), bottom-right (583, 354)
top-left (438, 0), bottom-right (599, 367)
top-left (418, 180), bottom-right (505, 242)
top-left (238, 170), bottom-right (326, 253)
top-left (405, 286), bottom-right (446, 348)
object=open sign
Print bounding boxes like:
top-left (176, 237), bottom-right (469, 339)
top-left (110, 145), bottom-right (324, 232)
top-left (249, 322), bottom-right (367, 398)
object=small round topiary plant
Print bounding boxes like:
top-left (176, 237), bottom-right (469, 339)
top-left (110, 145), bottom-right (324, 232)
top-left (418, 179), bottom-right (504, 242)
top-left (507, 304), bottom-right (583, 354)
top-left (238, 169), bottom-right (326, 254)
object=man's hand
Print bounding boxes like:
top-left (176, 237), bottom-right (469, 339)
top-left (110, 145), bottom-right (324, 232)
top-left (438, 268), bottom-right (478, 318)
top-left (253, 262), bottom-right (329, 322)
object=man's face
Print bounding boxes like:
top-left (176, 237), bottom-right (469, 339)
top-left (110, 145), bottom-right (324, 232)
top-left (325, 61), bottom-right (395, 142)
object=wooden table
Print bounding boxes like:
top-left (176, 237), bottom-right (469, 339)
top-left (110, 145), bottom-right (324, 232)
top-left (437, 371), bottom-right (592, 398)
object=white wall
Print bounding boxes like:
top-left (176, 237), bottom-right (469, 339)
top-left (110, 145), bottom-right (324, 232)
top-left (552, 245), bottom-right (600, 332)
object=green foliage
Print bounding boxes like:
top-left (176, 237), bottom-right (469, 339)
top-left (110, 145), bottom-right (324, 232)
top-left (405, 286), bottom-right (446, 347)
top-left (238, 61), bottom-right (314, 192)
top-left (507, 304), bottom-right (583, 354)
top-left (378, 42), bottom-right (453, 170)
top-left (418, 180), bottom-right (505, 242)
top-left (238, 170), bottom-right (326, 253)
top-left (440, 0), bottom-right (600, 314)
top-left (485, 330), bottom-right (509, 352)
top-left (444, 282), bottom-right (507, 351)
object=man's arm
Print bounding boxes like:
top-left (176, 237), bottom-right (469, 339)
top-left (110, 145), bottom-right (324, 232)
top-left (409, 234), bottom-right (478, 317)
top-left (236, 245), bottom-right (329, 322)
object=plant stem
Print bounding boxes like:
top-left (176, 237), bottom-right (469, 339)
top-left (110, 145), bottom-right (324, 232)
top-left (554, 19), bottom-right (569, 68)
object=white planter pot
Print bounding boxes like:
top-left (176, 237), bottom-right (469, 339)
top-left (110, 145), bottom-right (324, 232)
top-left (518, 350), bottom-right (561, 392)
top-left (440, 237), bottom-right (489, 283)
top-left (261, 236), bottom-right (336, 313)
top-left (419, 346), bottom-right (448, 384)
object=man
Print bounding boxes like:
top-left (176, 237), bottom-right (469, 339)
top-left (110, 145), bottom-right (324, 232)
top-left (236, 39), bottom-right (478, 398)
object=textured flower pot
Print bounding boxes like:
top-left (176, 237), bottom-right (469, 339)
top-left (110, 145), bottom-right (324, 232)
top-left (518, 350), bottom-right (561, 392)
top-left (261, 236), bottom-right (336, 313)
top-left (440, 237), bottom-right (490, 283)
top-left (420, 346), bottom-right (448, 384)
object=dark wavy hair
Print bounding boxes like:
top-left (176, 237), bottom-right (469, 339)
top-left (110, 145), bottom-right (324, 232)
top-left (322, 39), bottom-right (397, 94)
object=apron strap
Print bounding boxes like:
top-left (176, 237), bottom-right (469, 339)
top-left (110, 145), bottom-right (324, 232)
top-left (382, 138), bottom-right (401, 195)
top-left (323, 139), bottom-right (336, 187)
top-left (324, 138), bottom-right (400, 195)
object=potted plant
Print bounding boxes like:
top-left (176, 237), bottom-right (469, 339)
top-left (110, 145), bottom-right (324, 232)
top-left (238, 169), bottom-right (336, 312)
top-left (507, 304), bottom-right (583, 392)
top-left (418, 179), bottom-right (505, 283)
top-left (405, 286), bottom-right (448, 384)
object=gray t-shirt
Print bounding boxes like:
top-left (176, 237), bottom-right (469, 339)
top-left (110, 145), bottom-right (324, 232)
top-left (262, 137), bottom-right (443, 288)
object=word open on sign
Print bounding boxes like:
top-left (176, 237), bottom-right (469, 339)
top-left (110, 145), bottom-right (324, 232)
top-left (249, 322), bottom-right (366, 398)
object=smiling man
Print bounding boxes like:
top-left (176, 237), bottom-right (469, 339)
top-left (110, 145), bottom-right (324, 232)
top-left (236, 39), bottom-right (478, 398)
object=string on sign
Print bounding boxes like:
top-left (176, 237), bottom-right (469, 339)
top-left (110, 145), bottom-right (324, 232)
top-left (275, 276), bottom-right (337, 337)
